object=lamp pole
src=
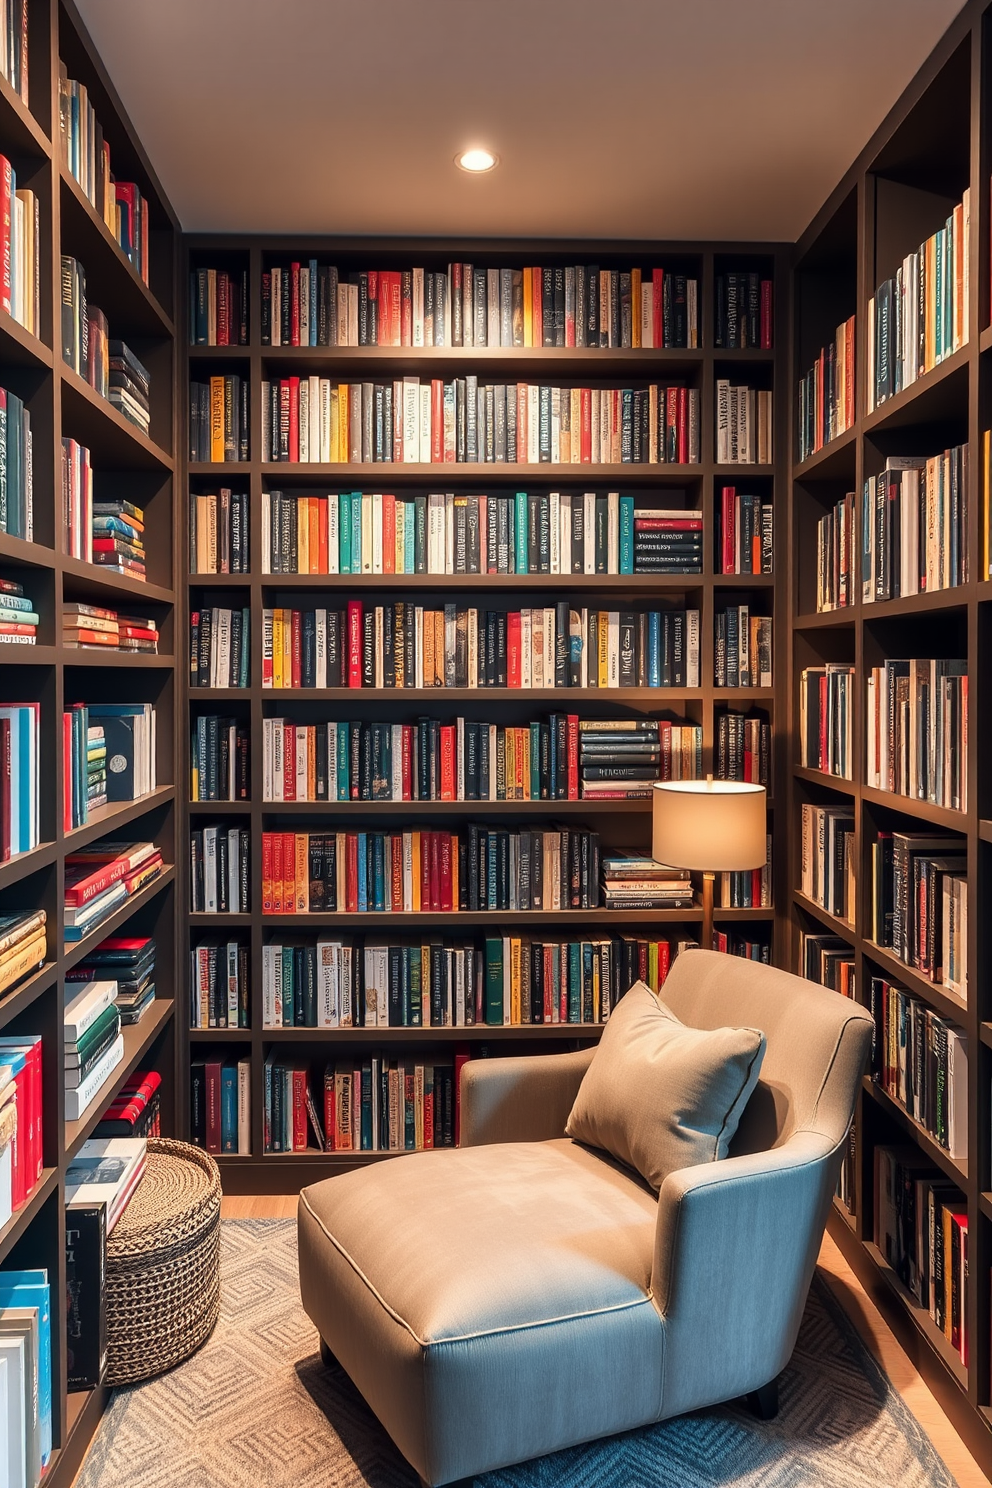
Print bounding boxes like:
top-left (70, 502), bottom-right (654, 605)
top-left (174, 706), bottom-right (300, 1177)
top-left (701, 869), bottom-right (714, 952)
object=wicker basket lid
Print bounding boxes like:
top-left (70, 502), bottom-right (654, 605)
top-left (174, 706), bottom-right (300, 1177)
top-left (108, 1138), bottom-right (221, 1264)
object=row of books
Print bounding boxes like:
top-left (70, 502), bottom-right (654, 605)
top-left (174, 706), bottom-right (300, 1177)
top-left (190, 716), bottom-right (250, 802)
top-left (58, 64), bottom-right (151, 284)
top-left (190, 1060), bottom-right (251, 1154)
top-left (815, 490), bottom-right (855, 611)
top-left (188, 268), bottom-right (250, 346)
top-left (714, 381), bottom-right (773, 465)
top-left (713, 272), bottom-right (773, 349)
top-left (189, 606), bottom-right (250, 689)
top-left (0, 1031), bottom-right (42, 1217)
top-left (189, 487), bottom-right (249, 573)
top-left (64, 840), bottom-right (165, 944)
top-left (189, 942), bottom-right (250, 1029)
top-left (870, 831), bottom-right (967, 996)
top-left (259, 377), bottom-right (702, 467)
top-left (64, 603), bottom-right (158, 652)
top-left (719, 835), bottom-right (772, 910)
top-left (0, 1263), bottom-right (51, 1487)
top-left (799, 931), bottom-right (854, 996)
top-left (64, 980), bottom-right (125, 1122)
top-left (64, 466), bottom-right (148, 580)
top-left (716, 487), bottom-right (773, 575)
top-left (65, 935), bottom-right (157, 1026)
top-left (800, 804), bottom-right (855, 923)
top-left (862, 446), bottom-right (968, 602)
top-left (260, 488), bottom-right (706, 577)
top-left (258, 934), bottom-right (689, 1030)
top-left (189, 825), bottom-right (251, 914)
top-left (870, 974), bottom-right (967, 1159)
top-left (799, 664), bottom-right (854, 779)
top-left (0, 911), bottom-right (46, 1002)
top-left (263, 1056), bottom-right (459, 1155)
top-left (257, 602), bottom-right (704, 691)
top-left (0, 0), bottom-right (27, 103)
top-left (866, 659), bottom-right (967, 812)
top-left (0, 702), bottom-right (38, 858)
top-left (61, 258), bottom-right (153, 433)
top-left (259, 825), bottom-right (602, 915)
top-left (0, 383), bottom-right (32, 539)
top-left (712, 606), bottom-right (772, 688)
top-left (867, 190), bottom-right (970, 412)
top-left (188, 376), bottom-right (250, 463)
top-left (796, 315), bottom-right (855, 463)
top-left (874, 1146), bottom-right (967, 1366)
top-left (62, 702), bottom-right (157, 829)
top-left (716, 710), bottom-right (771, 785)
top-left (0, 156), bottom-right (40, 337)
top-left (259, 261), bottom-right (700, 349)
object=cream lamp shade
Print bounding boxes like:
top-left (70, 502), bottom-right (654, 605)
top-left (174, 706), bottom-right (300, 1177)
top-left (651, 779), bottom-right (767, 872)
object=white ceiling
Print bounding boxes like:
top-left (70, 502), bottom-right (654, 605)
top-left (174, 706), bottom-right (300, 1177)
top-left (76, 0), bottom-right (967, 242)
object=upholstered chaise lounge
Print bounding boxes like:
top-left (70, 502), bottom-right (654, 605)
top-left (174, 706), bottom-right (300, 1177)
top-left (297, 949), bottom-right (872, 1486)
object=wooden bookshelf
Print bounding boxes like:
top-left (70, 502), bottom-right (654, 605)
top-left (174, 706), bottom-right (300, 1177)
top-left (787, 1), bottom-right (992, 1467)
top-left (180, 236), bottom-right (789, 1191)
top-left (0, 1), bottom-right (179, 1483)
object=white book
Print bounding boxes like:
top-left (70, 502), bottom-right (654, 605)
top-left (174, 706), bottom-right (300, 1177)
top-left (402, 832), bottom-right (414, 912)
top-left (716, 378), bottom-right (730, 463)
top-left (64, 981), bottom-right (118, 1042)
top-left (361, 492), bottom-right (373, 572)
top-left (314, 609), bottom-right (327, 688)
top-left (550, 387), bottom-right (560, 463)
top-left (947, 1029), bottom-right (968, 1158)
top-left (0, 1335), bottom-right (25, 1488)
top-left (316, 941), bottom-right (339, 1028)
top-left (237, 1060), bottom-right (251, 1155)
top-left (391, 724), bottom-right (404, 798)
top-left (64, 1034), bottom-right (125, 1121)
top-left (203, 826), bottom-right (218, 911)
top-left (590, 388), bottom-right (601, 463)
top-left (271, 722), bottom-right (284, 801)
top-left (544, 606), bottom-right (554, 686)
top-left (227, 833), bottom-right (239, 915)
top-left (558, 492), bottom-right (571, 574)
top-left (419, 383), bottom-right (431, 463)
top-left (309, 376), bottom-right (320, 458)
top-left (607, 490), bottom-right (619, 573)
top-left (583, 492), bottom-right (596, 574)
top-left (486, 268), bottom-right (500, 346)
top-left (640, 281), bottom-right (654, 348)
top-left (320, 380), bottom-right (332, 463)
top-left (402, 376), bottom-right (420, 463)
top-left (412, 268), bottom-right (425, 346)
top-left (686, 609), bottom-right (700, 689)
top-left (298, 380), bottom-right (309, 462)
top-left (227, 941), bottom-right (240, 1026)
top-left (549, 490), bottom-right (560, 573)
top-left (527, 385), bottom-right (539, 463)
top-left (371, 491), bottom-right (383, 573)
top-left (261, 718), bottom-right (273, 800)
top-left (214, 608), bottom-right (232, 688)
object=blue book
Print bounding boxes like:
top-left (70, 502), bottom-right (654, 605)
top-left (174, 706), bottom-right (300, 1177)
top-left (336, 722), bottom-right (350, 799)
top-left (360, 1064), bottom-right (372, 1150)
top-left (647, 611), bottom-right (661, 687)
top-left (0, 1270), bottom-right (51, 1466)
top-left (404, 500), bottom-right (415, 573)
top-left (309, 259), bottom-right (318, 346)
top-left (356, 833), bottom-right (368, 912)
top-left (0, 606), bottom-right (38, 626)
top-left (514, 492), bottom-right (528, 573)
top-left (0, 594), bottom-right (34, 612)
top-left (568, 942), bottom-right (582, 1022)
top-left (220, 1068), bottom-right (237, 1152)
top-left (350, 493), bottom-right (362, 574)
top-left (619, 497), bottom-right (634, 574)
top-left (338, 491), bottom-right (351, 574)
top-left (371, 833), bottom-right (385, 911)
top-left (281, 947), bottom-right (295, 1026)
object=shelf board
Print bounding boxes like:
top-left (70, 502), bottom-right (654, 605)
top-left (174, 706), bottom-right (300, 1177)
top-left (793, 608), bottom-right (857, 630)
top-left (860, 785), bottom-right (968, 832)
top-left (792, 889), bottom-right (855, 939)
top-left (188, 1027), bottom-right (252, 1042)
top-left (65, 998), bottom-right (175, 1157)
top-left (60, 366), bottom-right (173, 472)
top-left (0, 839), bottom-right (58, 892)
top-left (792, 425), bottom-right (857, 481)
top-left (61, 648), bottom-right (173, 669)
top-left (860, 939), bottom-right (968, 1024)
top-left (0, 961), bottom-right (58, 1033)
top-left (792, 765), bottom-right (856, 795)
top-left (259, 798), bottom-right (652, 816)
top-left (0, 531), bottom-right (56, 571)
top-left (0, 70), bottom-right (51, 159)
top-left (862, 344), bottom-right (969, 436)
top-left (981, 324), bottom-right (992, 356)
top-left (63, 866), bottom-right (176, 975)
top-left (861, 586), bottom-right (970, 620)
top-left (59, 167), bottom-right (175, 338)
top-left (257, 461), bottom-right (711, 483)
top-left (0, 1167), bottom-right (59, 1266)
top-left (979, 820), bottom-right (992, 845)
top-left (981, 1023), bottom-right (992, 1053)
top-left (0, 642), bottom-right (57, 664)
top-left (63, 787), bottom-right (176, 852)
top-left (862, 1240), bottom-right (968, 1389)
top-left (253, 908), bottom-right (705, 929)
top-left (246, 686), bottom-right (770, 703)
top-left (188, 799), bottom-right (250, 814)
top-left (259, 1022), bottom-right (607, 1042)
top-left (187, 344), bottom-right (251, 360)
top-left (0, 306), bottom-right (52, 370)
top-left (863, 1077), bottom-right (967, 1185)
top-left (257, 344), bottom-right (708, 374)
top-left (255, 571), bottom-right (709, 591)
top-left (60, 555), bottom-right (175, 607)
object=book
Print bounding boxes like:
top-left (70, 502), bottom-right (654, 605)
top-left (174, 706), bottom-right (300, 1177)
top-left (189, 267), bottom-right (249, 346)
top-left (189, 716), bottom-right (250, 802)
top-left (799, 664), bottom-right (855, 779)
top-left (189, 607), bottom-right (250, 689)
top-left (189, 378), bottom-right (249, 462)
top-left (714, 271), bottom-right (773, 349)
top-left (189, 488), bottom-right (249, 573)
top-left (65, 1138), bottom-right (146, 1232)
top-left (714, 380), bottom-right (773, 464)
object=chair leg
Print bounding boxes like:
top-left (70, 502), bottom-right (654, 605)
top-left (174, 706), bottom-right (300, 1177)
top-left (318, 1336), bottom-right (338, 1369)
top-left (745, 1377), bottom-right (779, 1420)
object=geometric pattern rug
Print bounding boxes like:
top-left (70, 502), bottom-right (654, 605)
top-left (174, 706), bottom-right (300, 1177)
top-left (76, 1218), bottom-right (958, 1488)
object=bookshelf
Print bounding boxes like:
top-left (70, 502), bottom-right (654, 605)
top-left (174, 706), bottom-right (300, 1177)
top-left (788, 2), bottom-right (992, 1469)
top-left (180, 236), bottom-right (788, 1189)
top-left (0, 2), bottom-right (179, 1485)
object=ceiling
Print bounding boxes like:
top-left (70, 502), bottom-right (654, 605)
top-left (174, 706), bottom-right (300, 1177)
top-left (76, 0), bottom-right (967, 243)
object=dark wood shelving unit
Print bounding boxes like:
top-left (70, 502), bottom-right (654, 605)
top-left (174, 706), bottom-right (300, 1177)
top-left (0, 0), bottom-right (180, 1481)
top-left (181, 234), bottom-right (788, 1191)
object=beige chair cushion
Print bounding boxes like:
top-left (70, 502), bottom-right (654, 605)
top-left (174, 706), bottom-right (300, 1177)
top-left (565, 980), bottom-right (766, 1190)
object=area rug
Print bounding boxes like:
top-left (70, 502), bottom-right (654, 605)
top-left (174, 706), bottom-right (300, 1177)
top-left (76, 1218), bottom-right (957, 1488)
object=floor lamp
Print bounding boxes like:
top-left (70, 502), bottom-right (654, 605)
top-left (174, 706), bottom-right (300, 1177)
top-left (651, 778), bottom-right (768, 952)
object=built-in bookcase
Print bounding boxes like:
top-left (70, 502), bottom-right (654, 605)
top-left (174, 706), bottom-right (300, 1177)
top-left (180, 237), bottom-right (789, 1189)
top-left (0, 2), bottom-right (179, 1484)
top-left (789, 3), bottom-right (992, 1468)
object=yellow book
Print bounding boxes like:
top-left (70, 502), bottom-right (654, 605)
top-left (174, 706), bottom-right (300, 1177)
top-left (411, 833), bottom-right (421, 911)
top-left (0, 930), bottom-right (47, 993)
top-left (523, 267), bottom-right (533, 347)
top-left (522, 728), bottom-right (531, 800)
top-left (597, 612), bottom-right (609, 688)
top-left (272, 609), bottom-right (285, 690)
top-left (329, 388), bottom-right (340, 463)
top-left (338, 384), bottom-right (350, 462)
top-left (631, 268), bottom-right (642, 347)
top-left (295, 834), bottom-right (309, 913)
top-left (510, 936), bottom-right (521, 1025)
top-left (648, 940), bottom-right (658, 993)
top-left (298, 496), bottom-right (310, 575)
top-left (421, 945), bottom-right (431, 1021)
top-left (307, 726), bottom-right (316, 801)
top-left (505, 728), bottom-right (516, 801)
top-left (209, 376), bottom-right (224, 462)
top-left (309, 498), bottom-right (320, 574)
top-left (283, 607), bottom-right (293, 682)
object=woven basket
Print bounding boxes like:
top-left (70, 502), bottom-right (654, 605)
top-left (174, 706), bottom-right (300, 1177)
top-left (105, 1138), bottom-right (222, 1386)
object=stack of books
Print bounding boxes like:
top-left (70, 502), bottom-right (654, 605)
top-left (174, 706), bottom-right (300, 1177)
top-left (190, 1059), bottom-right (251, 1154)
top-left (714, 271), bottom-right (774, 348)
top-left (64, 981), bottom-right (123, 1122)
top-left (63, 703), bottom-right (157, 829)
top-left (0, 1033), bottom-right (42, 1212)
top-left (874, 1147), bottom-right (967, 1366)
top-left (579, 718), bottom-right (702, 800)
top-left (190, 941), bottom-right (250, 1029)
top-left (0, 1266), bottom-right (52, 1482)
top-left (0, 154), bottom-right (40, 337)
top-left (189, 488), bottom-right (250, 573)
top-left (66, 935), bottom-right (157, 1025)
top-left (715, 380), bottom-right (773, 464)
top-left (189, 267), bottom-right (249, 345)
top-left (600, 854), bottom-right (694, 911)
top-left (189, 824), bottom-right (251, 913)
top-left (0, 700), bottom-right (39, 856)
top-left (633, 508), bottom-right (703, 573)
top-left (0, 382), bottom-right (31, 539)
top-left (861, 446), bottom-right (969, 600)
top-left (797, 315), bottom-right (856, 462)
top-left (713, 607), bottom-right (772, 688)
top-left (92, 498), bottom-right (146, 579)
top-left (190, 715), bottom-right (250, 801)
top-left (189, 606), bottom-right (250, 688)
top-left (109, 341), bottom-right (151, 435)
top-left (0, 576), bottom-right (38, 644)
top-left (94, 1068), bottom-right (162, 1138)
top-left (0, 911), bottom-right (46, 998)
top-left (717, 487), bottom-right (774, 575)
top-left (62, 604), bottom-right (159, 653)
top-left (65, 1137), bottom-right (147, 1230)
top-left (188, 376), bottom-right (249, 463)
top-left (866, 659), bottom-right (967, 811)
top-left (815, 490), bottom-right (856, 611)
top-left (63, 841), bottom-right (164, 943)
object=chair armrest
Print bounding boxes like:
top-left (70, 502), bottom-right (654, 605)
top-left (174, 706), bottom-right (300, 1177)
top-left (651, 1130), bottom-right (838, 1415)
top-left (459, 1047), bottom-right (596, 1146)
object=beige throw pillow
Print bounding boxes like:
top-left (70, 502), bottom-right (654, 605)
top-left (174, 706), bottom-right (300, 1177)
top-left (565, 980), bottom-right (766, 1191)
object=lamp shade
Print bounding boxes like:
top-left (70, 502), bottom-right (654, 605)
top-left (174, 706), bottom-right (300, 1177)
top-left (652, 779), bottom-right (767, 873)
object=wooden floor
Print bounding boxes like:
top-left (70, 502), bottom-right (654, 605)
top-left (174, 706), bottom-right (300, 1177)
top-left (223, 1194), bottom-right (989, 1485)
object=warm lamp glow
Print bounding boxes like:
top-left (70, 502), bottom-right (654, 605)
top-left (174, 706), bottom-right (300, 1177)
top-left (651, 779), bottom-right (767, 873)
top-left (456, 148), bottom-right (498, 173)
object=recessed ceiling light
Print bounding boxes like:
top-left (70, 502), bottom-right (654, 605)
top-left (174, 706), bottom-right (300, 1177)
top-left (457, 148), bottom-right (498, 173)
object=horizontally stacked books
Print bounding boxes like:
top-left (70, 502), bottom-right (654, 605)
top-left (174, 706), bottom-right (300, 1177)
top-left (0, 575), bottom-right (38, 644)
top-left (63, 604), bottom-right (159, 653)
top-left (64, 841), bottom-right (165, 944)
top-left (579, 718), bottom-right (701, 800)
top-left (109, 342), bottom-right (151, 435)
top-left (601, 853), bottom-right (694, 911)
top-left (66, 935), bottom-right (158, 1025)
top-left (92, 498), bottom-right (147, 579)
top-left (0, 911), bottom-right (46, 999)
top-left (65, 979), bottom-right (124, 1121)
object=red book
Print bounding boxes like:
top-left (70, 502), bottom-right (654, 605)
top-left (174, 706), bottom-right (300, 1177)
top-left (439, 726), bottom-right (455, 800)
top-left (271, 833), bottom-right (284, 914)
top-left (318, 498), bottom-right (328, 572)
top-left (451, 263), bottom-right (463, 344)
top-left (292, 1067), bottom-right (307, 1150)
top-left (283, 723), bottom-right (296, 801)
top-left (205, 1061), bottom-right (221, 1152)
top-left (419, 831), bottom-right (430, 911)
top-left (288, 377), bottom-right (300, 462)
top-left (721, 486), bottom-right (735, 574)
top-left (401, 725), bottom-right (412, 800)
top-left (291, 610), bottom-right (302, 689)
top-left (677, 387), bottom-right (688, 463)
top-left (121, 852), bottom-right (163, 895)
top-left (818, 674), bottom-right (829, 772)
top-left (580, 388), bottom-right (592, 462)
top-left (382, 494), bottom-right (395, 574)
top-left (0, 155), bottom-right (11, 314)
top-left (388, 272), bottom-right (402, 347)
top-left (428, 831), bottom-right (441, 911)
top-left (290, 262), bottom-right (301, 345)
top-left (65, 844), bottom-right (155, 906)
top-left (760, 279), bottom-right (773, 350)
top-left (543, 944), bottom-right (553, 1022)
top-left (657, 940), bottom-right (671, 988)
top-left (532, 267), bottom-right (542, 347)
top-left (262, 832), bottom-right (273, 913)
top-left (401, 275), bottom-right (413, 346)
top-left (453, 1044), bottom-right (471, 1146)
top-left (347, 601), bottom-right (363, 688)
top-left (430, 380), bottom-right (444, 463)
top-left (637, 941), bottom-right (648, 982)
top-left (752, 867), bottom-right (762, 907)
top-left (634, 517), bottom-right (702, 530)
top-left (507, 612), bottom-right (521, 688)
top-left (652, 269), bottom-right (664, 349)
top-left (284, 833), bottom-right (297, 916)
top-left (346, 834), bottom-right (358, 913)
top-left (567, 714), bottom-right (579, 799)
top-left (391, 834), bottom-right (403, 911)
